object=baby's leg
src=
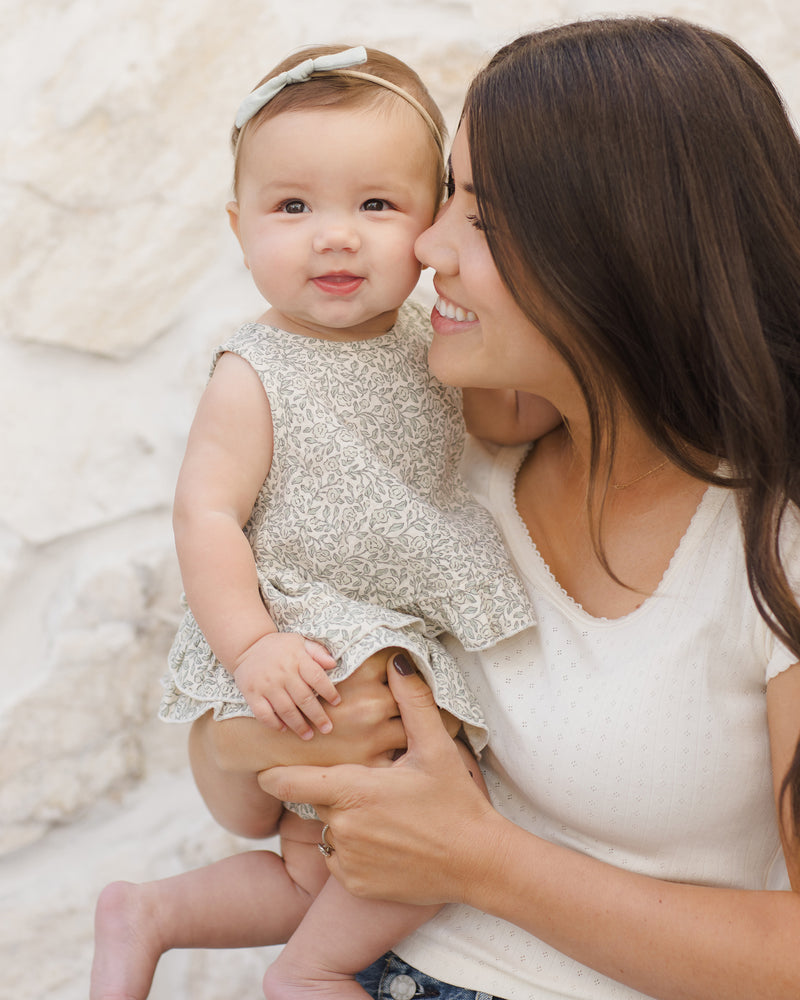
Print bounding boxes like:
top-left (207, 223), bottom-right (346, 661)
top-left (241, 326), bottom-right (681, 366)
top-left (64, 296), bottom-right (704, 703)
top-left (262, 741), bottom-right (486, 1000)
top-left (90, 813), bottom-right (328, 1000)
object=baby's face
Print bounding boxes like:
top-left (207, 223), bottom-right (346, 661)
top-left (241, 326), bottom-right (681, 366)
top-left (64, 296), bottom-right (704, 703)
top-left (228, 102), bottom-right (441, 340)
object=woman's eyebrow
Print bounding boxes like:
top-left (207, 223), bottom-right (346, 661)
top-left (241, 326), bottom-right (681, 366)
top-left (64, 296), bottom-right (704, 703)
top-left (446, 156), bottom-right (476, 194)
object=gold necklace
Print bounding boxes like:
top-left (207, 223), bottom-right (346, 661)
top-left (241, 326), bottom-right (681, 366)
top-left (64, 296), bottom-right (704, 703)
top-left (612, 459), bottom-right (668, 490)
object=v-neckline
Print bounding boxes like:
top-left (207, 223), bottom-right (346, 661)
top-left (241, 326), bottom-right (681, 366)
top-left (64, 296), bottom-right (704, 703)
top-left (494, 444), bottom-right (729, 625)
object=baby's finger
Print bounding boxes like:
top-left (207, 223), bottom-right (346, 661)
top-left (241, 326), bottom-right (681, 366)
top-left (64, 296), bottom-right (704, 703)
top-left (304, 638), bottom-right (337, 669)
top-left (303, 664), bottom-right (340, 706)
top-left (269, 692), bottom-right (315, 741)
top-left (250, 698), bottom-right (289, 733)
top-left (289, 684), bottom-right (334, 735)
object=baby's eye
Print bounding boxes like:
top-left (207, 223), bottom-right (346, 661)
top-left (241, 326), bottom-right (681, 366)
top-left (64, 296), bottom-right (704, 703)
top-left (279, 199), bottom-right (309, 214)
top-left (361, 198), bottom-right (393, 212)
top-left (466, 213), bottom-right (487, 232)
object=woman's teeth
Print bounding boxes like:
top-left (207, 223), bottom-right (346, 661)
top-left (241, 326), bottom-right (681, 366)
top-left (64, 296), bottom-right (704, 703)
top-left (435, 296), bottom-right (477, 323)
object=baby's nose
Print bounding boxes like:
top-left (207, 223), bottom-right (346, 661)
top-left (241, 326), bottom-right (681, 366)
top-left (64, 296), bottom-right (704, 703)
top-left (312, 217), bottom-right (361, 253)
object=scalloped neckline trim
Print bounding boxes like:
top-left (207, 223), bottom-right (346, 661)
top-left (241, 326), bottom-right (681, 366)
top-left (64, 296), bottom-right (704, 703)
top-left (498, 444), bottom-right (728, 625)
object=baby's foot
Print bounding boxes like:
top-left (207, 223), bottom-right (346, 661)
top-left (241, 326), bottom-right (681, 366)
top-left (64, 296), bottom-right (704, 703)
top-left (90, 881), bottom-right (164, 1000)
top-left (263, 960), bottom-right (372, 1000)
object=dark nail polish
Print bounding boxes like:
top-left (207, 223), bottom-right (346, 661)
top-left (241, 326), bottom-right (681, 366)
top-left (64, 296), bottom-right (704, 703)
top-left (393, 653), bottom-right (415, 675)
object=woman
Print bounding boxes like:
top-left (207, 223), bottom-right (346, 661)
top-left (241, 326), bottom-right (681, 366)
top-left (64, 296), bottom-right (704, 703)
top-left (196, 16), bottom-right (800, 999)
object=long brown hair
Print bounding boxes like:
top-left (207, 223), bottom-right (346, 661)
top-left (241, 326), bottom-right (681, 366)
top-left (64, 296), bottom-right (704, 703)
top-left (465, 18), bottom-right (800, 831)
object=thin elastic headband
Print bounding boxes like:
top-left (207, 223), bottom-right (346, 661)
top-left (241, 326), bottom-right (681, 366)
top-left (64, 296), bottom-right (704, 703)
top-left (234, 45), bottom-right (444, 157)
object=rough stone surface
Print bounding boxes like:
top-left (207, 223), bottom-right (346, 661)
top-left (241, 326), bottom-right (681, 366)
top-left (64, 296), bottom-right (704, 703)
top-left (2, 2), bottom-right (798, 998)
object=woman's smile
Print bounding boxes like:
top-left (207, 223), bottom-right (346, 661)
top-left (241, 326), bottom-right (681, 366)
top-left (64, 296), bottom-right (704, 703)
top-left (433, 293), bottom-right (478, 325)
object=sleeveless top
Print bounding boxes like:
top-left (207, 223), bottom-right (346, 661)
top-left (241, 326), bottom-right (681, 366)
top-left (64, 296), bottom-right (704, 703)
top-left (159, 300), bottom-right (536, 754)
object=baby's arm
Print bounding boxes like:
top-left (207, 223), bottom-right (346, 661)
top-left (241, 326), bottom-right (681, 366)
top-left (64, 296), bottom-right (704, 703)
top-left (462, 387), bottom-right (562, 445)
top-left (173, 351), bottom-right (338, 739)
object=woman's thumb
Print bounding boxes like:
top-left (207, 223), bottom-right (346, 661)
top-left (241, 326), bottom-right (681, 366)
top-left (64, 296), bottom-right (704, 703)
top-left (387, 652), bottom-right (445, 745)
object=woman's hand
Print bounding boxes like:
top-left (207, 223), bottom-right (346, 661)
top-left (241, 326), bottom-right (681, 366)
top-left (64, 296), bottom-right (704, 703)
top-left (189, 649), bottom-right (408, 837)
top-left (258, 655), bottom-right (500, 906)
top-left (209, 648), bottom-right (408, 773)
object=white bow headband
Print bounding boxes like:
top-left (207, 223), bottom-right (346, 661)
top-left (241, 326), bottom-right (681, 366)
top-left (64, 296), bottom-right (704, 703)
top-left (234, 45), bottom-right (444, 157)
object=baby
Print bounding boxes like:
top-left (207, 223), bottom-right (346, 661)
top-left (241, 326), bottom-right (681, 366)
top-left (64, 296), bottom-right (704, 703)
top-left (91, 44), bottom-right (558, 1000)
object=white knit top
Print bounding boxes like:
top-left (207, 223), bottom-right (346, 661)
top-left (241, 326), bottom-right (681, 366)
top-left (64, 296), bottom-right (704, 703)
top-left (396, 439), bottom-right (798, 1000)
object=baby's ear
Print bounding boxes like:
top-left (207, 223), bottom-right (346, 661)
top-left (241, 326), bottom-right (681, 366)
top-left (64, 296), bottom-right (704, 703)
top-left (226, 201), bottom-right (248, 268)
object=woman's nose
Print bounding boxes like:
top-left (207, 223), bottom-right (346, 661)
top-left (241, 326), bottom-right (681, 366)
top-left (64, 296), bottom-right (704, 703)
top-left (415, 203), bottom-right (456, 274)
top-left (312, 217), bottom-right (360, 253)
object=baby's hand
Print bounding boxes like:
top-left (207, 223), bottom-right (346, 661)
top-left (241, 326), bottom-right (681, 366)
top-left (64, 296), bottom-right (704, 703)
top-left (233, 633), bottom-right (340, 740)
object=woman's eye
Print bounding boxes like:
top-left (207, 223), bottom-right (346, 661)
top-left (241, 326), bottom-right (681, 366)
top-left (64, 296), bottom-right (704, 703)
top-left (362, 198), bottom-right (391, 212)
top-left (280, 200), bottom-right (308, 214)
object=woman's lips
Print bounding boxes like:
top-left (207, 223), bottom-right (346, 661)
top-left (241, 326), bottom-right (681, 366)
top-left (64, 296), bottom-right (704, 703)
top-left (312, 273), bottom-right (364, 295)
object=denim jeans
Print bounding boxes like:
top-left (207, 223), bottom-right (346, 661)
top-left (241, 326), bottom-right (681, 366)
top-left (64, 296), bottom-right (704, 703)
top-left (356, 952), bottom-right (504, 1000)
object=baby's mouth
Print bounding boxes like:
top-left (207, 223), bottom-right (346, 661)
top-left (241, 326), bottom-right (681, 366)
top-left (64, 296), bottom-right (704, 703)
top-left (313, 273), bottom-right (364, 295)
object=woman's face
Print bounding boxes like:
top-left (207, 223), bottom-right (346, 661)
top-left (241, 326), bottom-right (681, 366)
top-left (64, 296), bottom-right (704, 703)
top-left (415, 127), bottom-right (577, 408)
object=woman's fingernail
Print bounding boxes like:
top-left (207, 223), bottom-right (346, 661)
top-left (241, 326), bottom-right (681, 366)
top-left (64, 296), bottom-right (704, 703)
top-left (393, 653), bottom-right (415, 675)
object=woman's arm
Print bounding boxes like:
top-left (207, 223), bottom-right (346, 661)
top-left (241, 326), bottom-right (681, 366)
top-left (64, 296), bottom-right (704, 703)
top-left (261, 659), bottom-right (800, 1000)
top-left (462, 388), bottom-right (561, 444)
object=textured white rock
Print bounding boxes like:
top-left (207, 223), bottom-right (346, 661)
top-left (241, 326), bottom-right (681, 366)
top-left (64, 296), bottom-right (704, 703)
top-left (1, 1), bottom-right (798, 997)
top-left (0, 543), bottom-right (181, 853)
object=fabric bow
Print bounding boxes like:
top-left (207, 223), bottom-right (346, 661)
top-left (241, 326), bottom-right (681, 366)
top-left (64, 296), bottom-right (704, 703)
top-left (235, 46), bottom-right (368, 128)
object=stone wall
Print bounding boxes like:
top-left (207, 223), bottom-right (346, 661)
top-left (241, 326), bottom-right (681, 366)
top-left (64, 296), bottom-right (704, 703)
top-left (2, 2), bottom-right (799, 997)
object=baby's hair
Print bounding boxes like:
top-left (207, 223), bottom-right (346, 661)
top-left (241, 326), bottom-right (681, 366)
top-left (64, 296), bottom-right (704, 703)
top-left (231, 44), bottom-right (447, 197)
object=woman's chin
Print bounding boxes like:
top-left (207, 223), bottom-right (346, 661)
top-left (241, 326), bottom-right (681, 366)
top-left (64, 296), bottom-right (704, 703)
top-left (428, 338), bottom-right (475, 388)
top-left (427, 353), bottom-right (463, 387)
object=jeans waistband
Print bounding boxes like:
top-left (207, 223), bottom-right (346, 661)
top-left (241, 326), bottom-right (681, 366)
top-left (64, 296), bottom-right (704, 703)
top-left (356, 952), bottom-right (505, 1000)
